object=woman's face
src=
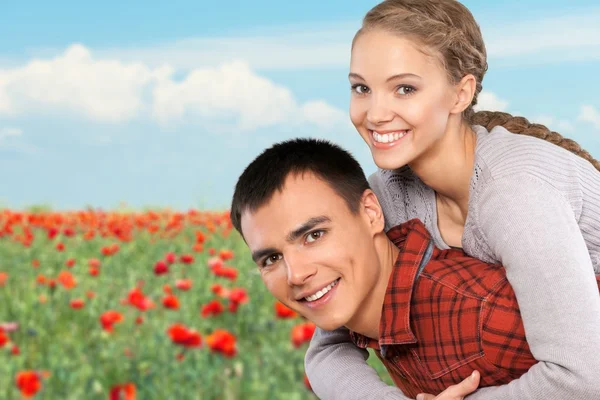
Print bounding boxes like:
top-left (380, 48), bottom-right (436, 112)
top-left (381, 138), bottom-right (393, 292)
top-left (349, 29), bottom-right (459, 170)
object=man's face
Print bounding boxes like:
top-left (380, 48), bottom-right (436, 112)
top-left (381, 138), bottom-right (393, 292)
top-left (240, 172), bottom-right (383, 331)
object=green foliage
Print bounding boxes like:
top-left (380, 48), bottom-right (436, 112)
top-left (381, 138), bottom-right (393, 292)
top-left (0, 223), bottom-right (392, 399)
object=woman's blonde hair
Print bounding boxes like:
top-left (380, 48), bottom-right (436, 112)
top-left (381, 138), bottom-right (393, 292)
top-left (355, 0), bottom-right (599, 171)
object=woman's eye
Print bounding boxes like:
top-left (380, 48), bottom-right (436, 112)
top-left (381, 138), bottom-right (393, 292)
top-left (351, 84), bottom-right (369, 95)
top-left (306, 231), bottom-right (324, 243)
top-left (397, 85), bottom-right (416, 95)
top-left (264, 254), bottom-right (282, 267)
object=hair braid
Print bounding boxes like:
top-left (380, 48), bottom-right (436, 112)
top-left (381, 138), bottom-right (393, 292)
top-left (472, 111), bottom-right (600, 172)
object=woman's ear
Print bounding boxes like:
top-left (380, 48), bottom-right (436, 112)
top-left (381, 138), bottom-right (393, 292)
top-left (451, 74), bottom-right (477, 115)
top-left (361, 189), bottom-right (385, 235)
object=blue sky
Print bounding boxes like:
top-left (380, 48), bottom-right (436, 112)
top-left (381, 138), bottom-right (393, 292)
top-left (1, 0), bottom-right (599, 210)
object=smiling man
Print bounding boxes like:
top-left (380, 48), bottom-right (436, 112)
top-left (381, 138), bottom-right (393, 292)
top-left (230, 138), bottom-right (551, 399)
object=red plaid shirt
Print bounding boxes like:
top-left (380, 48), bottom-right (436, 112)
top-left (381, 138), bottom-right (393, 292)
top-left (350, 218), bottom-right (600, 398)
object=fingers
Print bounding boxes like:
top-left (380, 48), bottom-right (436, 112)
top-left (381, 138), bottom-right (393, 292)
top-left (416, 371), bottom-right (480, 400)
top-left (448, 370), bottom-right (480, 396)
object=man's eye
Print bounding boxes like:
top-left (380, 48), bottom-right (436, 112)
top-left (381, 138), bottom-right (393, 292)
top-left (263, 254), bottom-right (282, 267)
top-left (306, 230), bottom-right (324, 244)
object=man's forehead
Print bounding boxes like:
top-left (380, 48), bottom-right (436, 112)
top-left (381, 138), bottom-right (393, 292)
top-left (240, 172), bottom-right (349, 237)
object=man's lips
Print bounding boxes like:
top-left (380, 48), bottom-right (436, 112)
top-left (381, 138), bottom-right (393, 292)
top-left (295, 278), bottom-right (340, 301)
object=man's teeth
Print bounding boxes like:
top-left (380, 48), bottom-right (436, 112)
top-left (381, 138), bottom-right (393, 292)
top-left (305, 279), bottom-right (339, 302)
top-left (372, 130), bottom-right (409, 143)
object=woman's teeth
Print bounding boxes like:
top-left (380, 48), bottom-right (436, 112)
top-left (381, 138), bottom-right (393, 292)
top-left (305, 279), bottom-right (339, 302)
top-left (372, 130), bottom-right (410, 143)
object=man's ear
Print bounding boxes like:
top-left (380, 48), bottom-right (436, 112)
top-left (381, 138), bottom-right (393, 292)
top-left (450, 74), bottom-right (477, 115)
top-left (361, 189), bottom-right (385, 235)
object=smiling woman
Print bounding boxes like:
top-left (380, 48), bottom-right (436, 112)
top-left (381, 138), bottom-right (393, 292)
top-left (304, 1), bottom-right (600, 400)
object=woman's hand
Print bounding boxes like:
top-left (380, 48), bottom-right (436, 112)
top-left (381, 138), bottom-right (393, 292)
top-left (416, 371), bottom-right (480, 400)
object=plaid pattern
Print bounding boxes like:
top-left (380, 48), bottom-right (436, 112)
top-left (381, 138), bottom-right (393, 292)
top-left (350, 218), bottom-right (600, 398)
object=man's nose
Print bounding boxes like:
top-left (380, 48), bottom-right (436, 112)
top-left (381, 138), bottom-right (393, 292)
top-left (286, 253), bottom-right (317, 286)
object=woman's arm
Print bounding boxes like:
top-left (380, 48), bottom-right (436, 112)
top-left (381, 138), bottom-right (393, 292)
top-left (466, 174), bottom-right (600, 399)
top-left (305, 326), bottom-right (410, 400)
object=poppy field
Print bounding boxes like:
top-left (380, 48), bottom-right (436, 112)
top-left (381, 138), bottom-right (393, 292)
top-left (0, 208), bottom-right (391, 399)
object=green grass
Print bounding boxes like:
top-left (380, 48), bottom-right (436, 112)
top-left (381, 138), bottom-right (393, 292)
top-left (0, 215), bottom-right (392, 399)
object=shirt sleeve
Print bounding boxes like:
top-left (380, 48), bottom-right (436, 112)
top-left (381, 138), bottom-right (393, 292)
top-left (466, 173), bottom-right (600, 399)
top-left (305, 326), bottom-right (410, 400)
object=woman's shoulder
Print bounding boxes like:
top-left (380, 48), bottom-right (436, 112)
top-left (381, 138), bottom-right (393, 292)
top-left (471, 124), bottom-right (598, 187)
top-left (369, 167), bottom-right (437, 232)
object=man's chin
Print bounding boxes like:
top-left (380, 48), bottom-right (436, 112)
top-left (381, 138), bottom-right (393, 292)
top-left (312, 318), bottom-right (346, 332)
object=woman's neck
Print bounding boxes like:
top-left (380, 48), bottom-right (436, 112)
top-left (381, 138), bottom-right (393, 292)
top-left (409, 121), bottom-right (477, 222)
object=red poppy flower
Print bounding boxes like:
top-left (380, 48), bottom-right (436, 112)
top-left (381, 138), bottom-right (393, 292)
top-left (0, 329), bottom-right (8, 347)
top-left (228, 288), bottom-right (249, 305)
top-left (162, 294), bottom-right (180, 309)
top-left (275, 301), bottom-right (298, 319)
top-left (126, 288), bottom-right (155, 311)
top-left (291, 322), bottom-right (316, 348)
top-left (219, 249), bottom-right (234, 261)
top-left (0, 272), bottom-right (7, 287)
top-left (15, 371), bottom-right (42, 398)
top-left (304, 374), bottom-right (312, 391)
top-left (153, 260), bottom-right (169, 275)
top-left (102, 243), bottom-right (120, 256)
top-left (109, 382), bottom-right (136, 400)
top-left (210, 283), bottom-right (223, 296)
top-left (175, 279), bottom-right (192, 291)
top-left (167, 323), bottom-right (202, 347)
top-left (47, 227), bottom-right (59, 240)
top-left (36, 274), bottom-right (47, 285)
top-left (206, 329), bottom-right (237, 357)
top-left (164, 252), bottom-right (176, 265)
top-left (195, 230), bottom-right (206, 244)
top-left (201, 300), bottom-right (224, 317)
top-left (189, 240), bottom-right (202, 250)
top-left (65, 258), bottom-right (76, 268)
top-left (88, 258), bottom-right (101, 268)
top-left (100, 310), bottom-right (124, 332)
top-left (70, 299), bottom-right (85, 309)
top-left (180, 254), bottom-right (194, 264)
top-left (207, 257), bottom-right (223, 270)
top-left (55, 242), bottom-right (65, 252)
top-left (57, 270), bottom-right (77, 289)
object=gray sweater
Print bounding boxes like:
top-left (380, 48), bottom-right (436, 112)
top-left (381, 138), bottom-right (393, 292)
top-left (305, 125), bottom-right (600, 400)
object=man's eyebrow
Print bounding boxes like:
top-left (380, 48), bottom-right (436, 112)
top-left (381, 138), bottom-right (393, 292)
top-left (252, 247), bottom-right (278, 264)
top-left (250, 216), bottom-right (331, 264)
top-left (286, 216), bottom-right (331, 242)
top-left (348, 72), bottom-right (421, 83)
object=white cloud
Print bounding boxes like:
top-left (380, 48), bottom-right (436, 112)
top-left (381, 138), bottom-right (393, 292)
top-left (301, 100), bottom-right (348, 130)
top-left (0, 44), bottom-right (171, 122)
top-left (578, 105), bottom-right (600, 130)
top-left (152, 61), bottom-right (298, 130)
top-left (473, 91), bottom-right (509, 112)
top-left (75, 8), bottom-right (600, 71)
top-left (0, 45), bottom-right (347, 131)
top-left (484, 12), bottom-right (600, 60)
top-left (530, 115), bottom-right (574, 133)
top-left (97, 26), bottom-right (354, 71)
top-left (0, 127), bottom-right (22, 141)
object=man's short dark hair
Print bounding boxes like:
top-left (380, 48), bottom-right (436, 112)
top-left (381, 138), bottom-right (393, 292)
top-left (230, 138), bottom-right (370, 235)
